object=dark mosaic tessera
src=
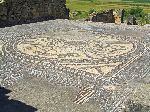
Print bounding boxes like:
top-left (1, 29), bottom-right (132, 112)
top-left (0, 20), bottom-right (150, 112)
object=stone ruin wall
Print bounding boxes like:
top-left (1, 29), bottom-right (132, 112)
top-left (91, 9), bottom-right (125, 24)
top-left (0, 0), bottom-right (69, 27)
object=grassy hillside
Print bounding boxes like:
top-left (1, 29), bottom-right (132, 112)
top-left (66, 0), bottom-right (150, 19)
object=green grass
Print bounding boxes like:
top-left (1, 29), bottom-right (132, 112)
top-left (66, 0), bottom-right (150, 19)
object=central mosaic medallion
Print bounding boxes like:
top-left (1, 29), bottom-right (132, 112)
top-left (16, 35), bottom-right (134, 76)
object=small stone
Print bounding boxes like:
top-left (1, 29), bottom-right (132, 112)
top-left (103, 85), bottom-right (116, 91)
top-left (127, 15), bottom-right (138, 25)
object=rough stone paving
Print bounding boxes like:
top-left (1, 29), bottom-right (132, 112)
top-left (0, 20), bottom-right (150, 112)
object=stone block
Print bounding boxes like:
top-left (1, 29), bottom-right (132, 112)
top-left (127, 15), bottom-right (138, 25)
top-left (92, 9), bottom-right (115, 23)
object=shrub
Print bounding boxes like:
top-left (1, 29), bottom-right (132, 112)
top-left (124, 7), bottom-right (149, 25)
top-left (70, 10), bottom-right (89, 20)
top-left (88, 8), bottom-right (96, 14)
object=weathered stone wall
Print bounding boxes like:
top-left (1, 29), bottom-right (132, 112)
top-left (92, 9), bottom-right (115, 23)
top-left (91, 9), bottom-right (125, 24)
top-left (0, 0), bottom-right (69, 27)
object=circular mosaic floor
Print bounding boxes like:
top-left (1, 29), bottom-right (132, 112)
top-left (0, 20), bottom-right (149, 112)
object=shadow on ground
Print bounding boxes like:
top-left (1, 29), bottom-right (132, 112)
top-left (0, 87), bottom-right (37, 112)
